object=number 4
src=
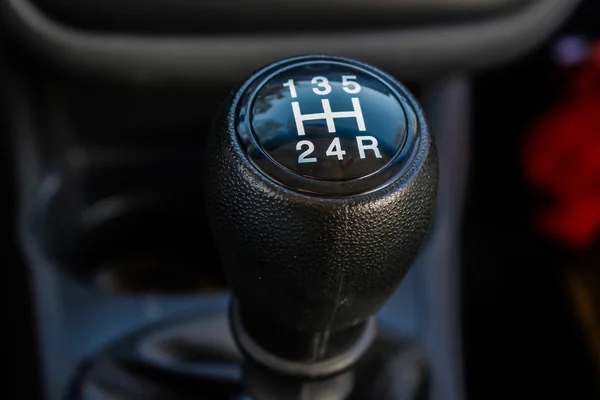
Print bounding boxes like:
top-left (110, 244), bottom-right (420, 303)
top-left (326, 137), bottom-right (346, 160)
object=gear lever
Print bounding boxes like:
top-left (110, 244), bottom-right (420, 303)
top-left (204, 55), bottom-right (438, 398)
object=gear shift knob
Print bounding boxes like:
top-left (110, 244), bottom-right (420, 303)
top-left (205, 55), bottom-right (437, 378)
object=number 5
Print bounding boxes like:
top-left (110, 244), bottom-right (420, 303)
top-left (342, 75), bottom-right (361, 94)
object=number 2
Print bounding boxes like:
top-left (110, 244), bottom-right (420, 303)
top-left (297, 140), bottom-right (317, 163)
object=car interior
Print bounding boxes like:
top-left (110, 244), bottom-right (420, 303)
top-left (1, 0), bottom-right (599, 399)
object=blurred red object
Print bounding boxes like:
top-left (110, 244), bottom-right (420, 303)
top-left (523, 40), bottom-right (600, 250)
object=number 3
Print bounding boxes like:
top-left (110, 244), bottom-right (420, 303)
top-left (311, 76), bottom-right (332, 95)
top-left (342, 75), bottom-right (361, 94)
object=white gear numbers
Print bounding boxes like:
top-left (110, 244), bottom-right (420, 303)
top-left (283, 75), bottom-right (382, 164)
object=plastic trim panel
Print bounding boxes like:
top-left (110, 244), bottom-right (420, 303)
top-left (0, 0), bottom-right (580, 86)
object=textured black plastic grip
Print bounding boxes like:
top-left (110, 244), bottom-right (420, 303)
top-left (204, 56), bottom-right (438, 363)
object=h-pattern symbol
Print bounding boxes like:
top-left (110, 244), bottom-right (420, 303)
top-left (291, 97), bottom-right (366, 136)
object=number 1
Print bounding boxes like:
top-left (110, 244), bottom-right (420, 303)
top-left (283, 79), bottom-right (297, 98)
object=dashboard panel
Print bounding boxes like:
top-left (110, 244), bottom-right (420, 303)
top-left (0, 0), bottom-right (581, 83)
top-left (31, 0), bottom-right (533, 34)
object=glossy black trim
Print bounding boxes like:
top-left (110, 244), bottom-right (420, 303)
top-left (234, 55), bottom-right (422, 197)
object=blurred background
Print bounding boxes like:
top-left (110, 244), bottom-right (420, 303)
top-left (465, 2), bottom-right (600, 398)
top-left (1, 0), bottom-right (599, 399)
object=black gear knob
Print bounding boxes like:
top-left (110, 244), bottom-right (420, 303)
top-left (205, 55), bottom-right (437, 377)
